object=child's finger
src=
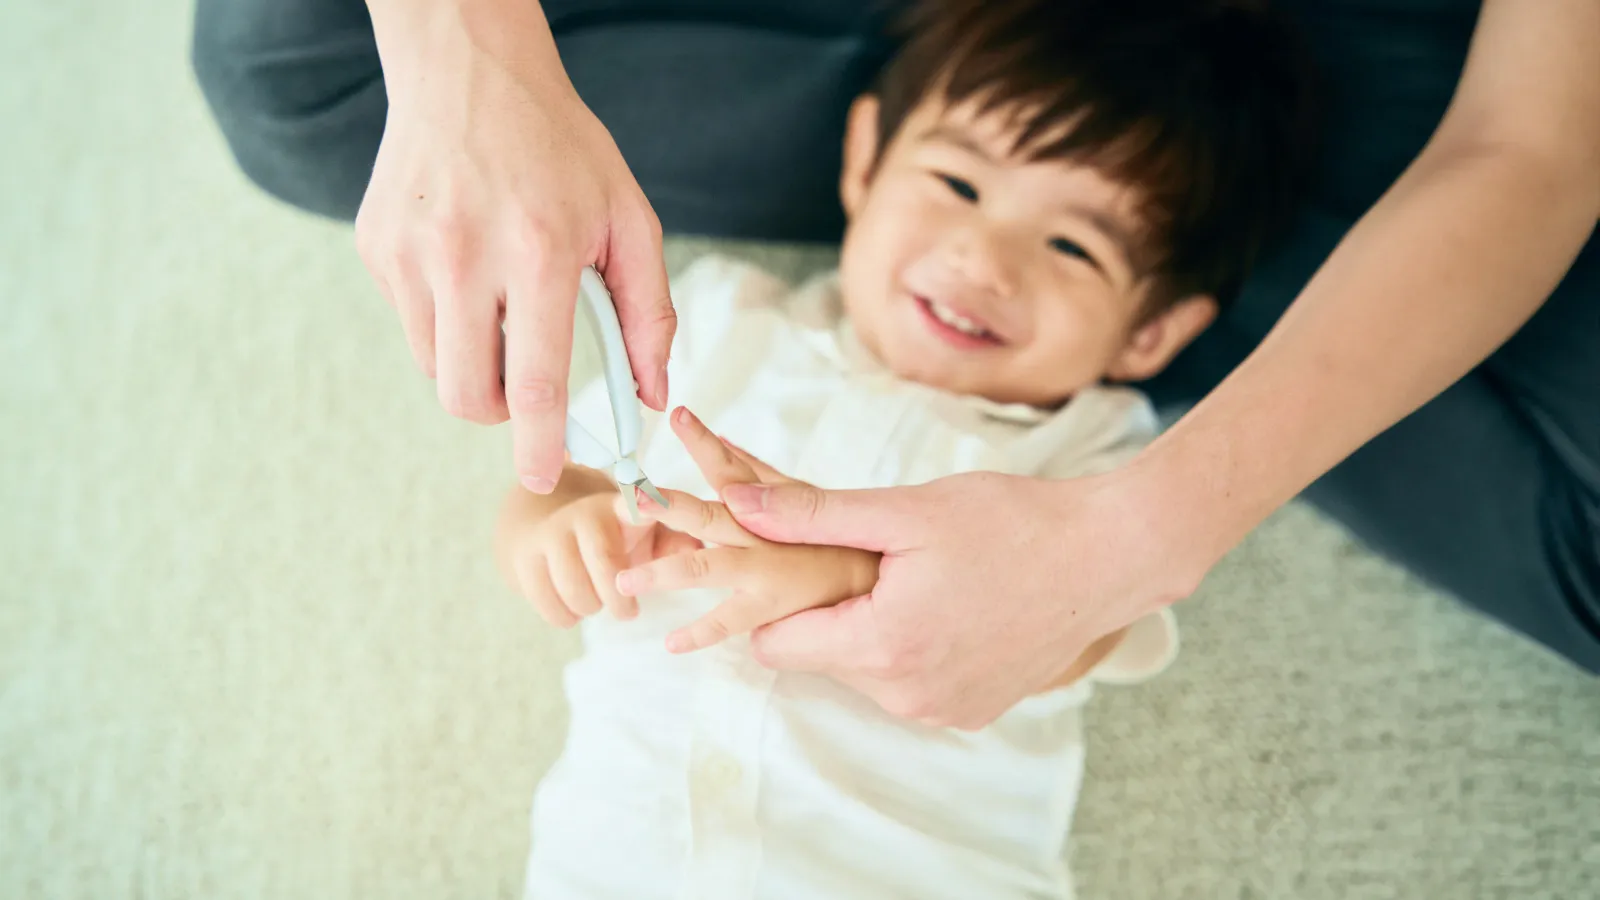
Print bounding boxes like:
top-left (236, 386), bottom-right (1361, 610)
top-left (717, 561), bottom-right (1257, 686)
top-left (665, 589), bottom-right (806, 653)
top-left (547, 536), bottom-right (603, 619)
top-left (515, 555), bottom-right (579, 629)
top-left (574, 519), bottom-right (636, 620)
top-left (612, 507), bottom-right (670, 566)
top-left (627, 487), bottom-right (756, 549)
top-left (717, 438), bottom-right (797, 486)
top-left (670, 406), bottom-right (759, 491)
top-left (615, 545), bottom-right (752, 597)
top-left (648, 524), bottom-right (704, 561)
top-left (671, 404), bottom-right (797, 486)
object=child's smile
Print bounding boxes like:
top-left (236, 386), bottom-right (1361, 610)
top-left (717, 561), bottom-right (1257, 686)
top-left (915, 292), bottom-right (1004, 347)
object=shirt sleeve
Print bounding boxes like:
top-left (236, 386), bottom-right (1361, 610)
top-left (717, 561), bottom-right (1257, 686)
top-left (1034, 387), bottom-right (1161, 481)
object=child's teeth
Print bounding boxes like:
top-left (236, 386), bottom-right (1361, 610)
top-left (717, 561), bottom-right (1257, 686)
top-left (930, 300), bottom-right (986, 336)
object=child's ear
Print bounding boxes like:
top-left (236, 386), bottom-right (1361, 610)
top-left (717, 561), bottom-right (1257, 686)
top-left (1105, 295), bottom-right (1218, 383)
top-left (840, 95), bottom-right (881, 218)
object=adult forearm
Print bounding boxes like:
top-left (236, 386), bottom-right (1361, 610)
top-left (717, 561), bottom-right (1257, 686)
top-left (1139, 140), bottom-right (1599, 576)
top-left (365, 0), bottom-right (565, 98)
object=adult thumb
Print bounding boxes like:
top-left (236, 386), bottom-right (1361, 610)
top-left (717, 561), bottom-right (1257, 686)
top-left (599, 201), bottom-right (675, 410)
top-left (722, 483), bottom-right (908, 553)
top-left (750, 595), bottom-right (878, 673)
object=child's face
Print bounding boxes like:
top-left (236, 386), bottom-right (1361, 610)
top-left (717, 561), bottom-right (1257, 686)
top-left (837, 96), bottom-right (1215, 407)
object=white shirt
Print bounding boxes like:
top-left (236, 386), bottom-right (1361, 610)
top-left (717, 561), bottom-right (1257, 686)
top-left (523, 257), bottom-right (1169, 900)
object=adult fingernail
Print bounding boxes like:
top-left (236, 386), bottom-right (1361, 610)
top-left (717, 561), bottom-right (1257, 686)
top-left (653, 368), bottom-right (670, 407)
top-left (523, 475), bottom-right (555, 494)
top-left (723, 484), bottom-right (768, 514)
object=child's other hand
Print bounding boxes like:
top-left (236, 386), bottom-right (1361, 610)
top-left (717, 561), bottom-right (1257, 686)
top-left (510, 490), bottom-right (700, 628)
top-left (613, 407), bottom-right (882, 653)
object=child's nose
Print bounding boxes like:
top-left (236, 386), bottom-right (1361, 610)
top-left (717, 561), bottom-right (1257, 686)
top-left (940, 224), bottom-right (1018, 300)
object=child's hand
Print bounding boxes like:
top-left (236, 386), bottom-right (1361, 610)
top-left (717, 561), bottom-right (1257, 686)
top-left (618, 492), bottom-right (880, 652)
top-left (507, 490), bottom-right (700, 628)
top-left (614, 407), bottom-right (882, 652)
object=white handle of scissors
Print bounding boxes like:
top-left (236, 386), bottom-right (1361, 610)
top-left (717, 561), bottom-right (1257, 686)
top-left (565, 415), bottom-right (619, 471)
top-left (575, 267), bottom-right (643, 461)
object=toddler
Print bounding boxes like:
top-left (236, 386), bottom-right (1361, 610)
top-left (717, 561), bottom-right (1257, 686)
top-left (494, 0), bottom-right (1315, 896)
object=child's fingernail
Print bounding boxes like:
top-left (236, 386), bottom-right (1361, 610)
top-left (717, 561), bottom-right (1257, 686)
top-left (723, 484), bottom-right (767, 514)
top-left (615, 570), bottom-right (642, 595)
top-left (665, 631), bottom-right (692, 653)
top-left (523, 475), bottom-right (555, 494)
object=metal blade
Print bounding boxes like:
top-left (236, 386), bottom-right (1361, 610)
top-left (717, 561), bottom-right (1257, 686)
top-left (636, 478), bottom-right (669, 511)
top-left (618, 482), bottom-right (643, 525)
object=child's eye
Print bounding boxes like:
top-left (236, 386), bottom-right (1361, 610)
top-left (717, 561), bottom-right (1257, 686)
top-left (1048, 236), bottom-right (1096, 266)
top-left (938, 174), bottom-right (979, 202)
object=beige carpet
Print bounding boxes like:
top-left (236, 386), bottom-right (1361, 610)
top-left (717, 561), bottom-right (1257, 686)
top-left (2, 1), bottom-right (1596, 898)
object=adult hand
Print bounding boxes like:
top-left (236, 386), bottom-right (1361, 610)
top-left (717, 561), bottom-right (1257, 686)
top-left (722, 468), bottom-right (1209, 729)
top-left (357, 1), bottom-right (675, 493)
top-left (614, 408), bottom-right (880, 654)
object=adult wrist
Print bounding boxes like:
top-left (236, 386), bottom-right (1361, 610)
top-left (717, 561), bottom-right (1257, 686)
top-left (1106, 440), bottom-right (1248, 604)
top-left (364, 0), bottom-right (450, 66)
top-left (365, 0), bottom-right (567, 102)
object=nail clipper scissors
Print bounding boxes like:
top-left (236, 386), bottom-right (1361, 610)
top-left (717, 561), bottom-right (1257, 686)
top-left (562, 268), bottom-right (670, 524)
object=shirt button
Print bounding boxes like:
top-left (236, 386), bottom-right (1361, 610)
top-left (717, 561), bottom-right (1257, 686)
top-left (701, 752), bottom-right (743, 793)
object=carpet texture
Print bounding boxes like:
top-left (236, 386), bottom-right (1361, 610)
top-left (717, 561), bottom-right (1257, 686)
top-left (2, 2), bottom-right (1596, 898)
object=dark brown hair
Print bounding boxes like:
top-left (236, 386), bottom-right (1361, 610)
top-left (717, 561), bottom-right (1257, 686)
top-left (873, 0), bottom-right (1320, 309)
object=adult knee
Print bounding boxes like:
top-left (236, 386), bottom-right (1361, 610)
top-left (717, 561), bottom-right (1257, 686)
top-left (189, 0), bottom-right (383, 221)
top-left (1531, 481), bottom-right (1600, 675)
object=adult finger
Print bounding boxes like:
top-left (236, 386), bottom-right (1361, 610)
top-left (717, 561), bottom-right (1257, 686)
top-left (431, 247), bottom-right (510, 426)
top-left (515, 555), bottom-right (579, 629)
top-left (598, 200), bottom-right (674, 409)
top-left (504, 246), bottom-right (580, 493)
top-left (366, 253), bottom-right (435, 377)
top-left (614, 546), bottom-right (750, 597)
top-left (748, 594), bottom-right (880, 673)
top-left (387, 254), bottom-right (437, 378)
top-left (575, 517), bottom-right (636, 620)
top-left (354, 219), bottom-right (437, 374)
top-left (547, 536), bottom-right (603, 619)
top-left (627, 488), bottom-right (756, 549)
top-left (722, 483), bottom-right (912, 552)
